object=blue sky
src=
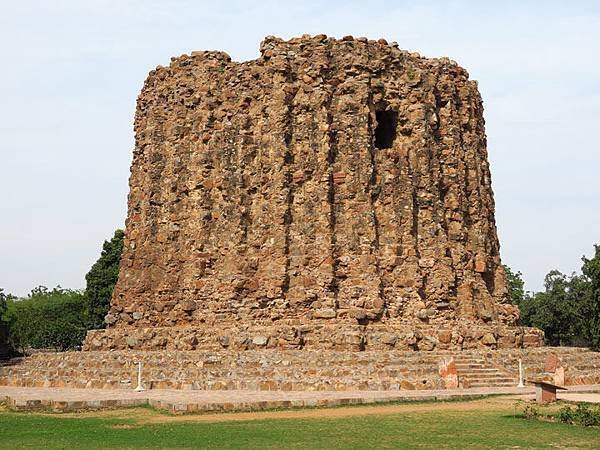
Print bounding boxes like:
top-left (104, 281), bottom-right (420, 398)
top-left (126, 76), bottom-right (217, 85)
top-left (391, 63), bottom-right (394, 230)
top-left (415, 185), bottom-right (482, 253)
top-left (1, 0), bottom-right (599, 296)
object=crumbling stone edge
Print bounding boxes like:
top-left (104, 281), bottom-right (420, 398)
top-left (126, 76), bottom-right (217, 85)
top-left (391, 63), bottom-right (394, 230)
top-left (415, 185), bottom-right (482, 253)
top-left (84, 323), bottom-right (544, 351)
top-left (1, 392), bottom-right (507, 414)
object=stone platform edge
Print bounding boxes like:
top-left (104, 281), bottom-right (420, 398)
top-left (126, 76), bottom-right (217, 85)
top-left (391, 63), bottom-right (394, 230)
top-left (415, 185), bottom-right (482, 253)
top-left (0, 390), bottom-right (521, 414)
top-left (5, 385), bottom-right (600, 414)
top-left (84, 322), bottom-right (544, 351)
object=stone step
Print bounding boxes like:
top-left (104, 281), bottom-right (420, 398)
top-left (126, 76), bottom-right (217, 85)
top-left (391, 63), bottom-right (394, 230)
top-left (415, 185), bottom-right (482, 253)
top-left (462, 378), bottom-right (515, 385)
top-left (459, 377), bottom-right (516, 383)
top-left (0, 372), bottom-right (422, 384)
top-left (455, 354), bottom-right (517, 389)
top-left (0, 364), bottom-right (439, 377)
top-left (468, 382), bottom-right (516, 388)
top-left (453, 361), bottom-right (486, 366)
top-left (1, 357), bottom-right (430, 368)
top-left (0, 375), bottom-right (433, 391)
top-left (453, 357), bottom-right (485, 361)
top-left (0, 377), bottom-right (435, 389)
top-left (9, 359), bottom-right (450, 369)
top-left (0, 361), bottom-right (442, 384)
top-left (27, 353), bottom-right (299, 360)
top-left (455, 364), bottom-right (485, 370)
top-left (454, 360), bottom-right (485, 363)
top-left (1, 364), bottom-right (441, 373)
top-left (459, 368), bottom-right (501, 373)
top-left (461, 367), bottom-right (506, 373)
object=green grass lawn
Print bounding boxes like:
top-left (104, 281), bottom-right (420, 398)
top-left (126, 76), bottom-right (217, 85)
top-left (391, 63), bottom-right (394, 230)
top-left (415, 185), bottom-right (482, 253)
top-left (1, 400), bottom-right (599, 449)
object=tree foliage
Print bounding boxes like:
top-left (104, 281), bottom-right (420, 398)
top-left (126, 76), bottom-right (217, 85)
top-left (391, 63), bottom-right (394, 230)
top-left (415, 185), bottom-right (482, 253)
top-left (0, 288), bottom-right (9, 318)
top-left (4, 286), bottom-right (88, 352)
top-left (0, 288), bottom-right (12, 355)
top-left (519, 271), bottom-right (591, 346)
top-left (85, 229), bottom-right (124, 329)
top-left (514, 245), bottom-right (599, 349)
top-left (504, 265), bottom-right (526, 305)
top-left (582, 245), bottom-right (600, 349)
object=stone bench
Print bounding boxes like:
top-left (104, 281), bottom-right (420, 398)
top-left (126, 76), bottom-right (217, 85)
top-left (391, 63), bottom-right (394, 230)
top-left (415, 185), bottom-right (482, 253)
top-left (527, 379), bottom-right (567, 404)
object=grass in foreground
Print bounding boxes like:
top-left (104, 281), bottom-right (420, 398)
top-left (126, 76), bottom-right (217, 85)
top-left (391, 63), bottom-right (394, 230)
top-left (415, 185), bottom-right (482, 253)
top-left (1, 398), bottom-right (599, 449)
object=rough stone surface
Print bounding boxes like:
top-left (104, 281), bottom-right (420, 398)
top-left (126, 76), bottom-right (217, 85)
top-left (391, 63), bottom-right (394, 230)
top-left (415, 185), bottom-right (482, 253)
top-left (85, 35), bottom-right (542, 351)
top-left (439, 357), bottom-right (459, 389)
top-left (84, 322), bottom-right (543, 352)
top-left (542, 352), bottom-right (566, 386)
top-left (544, 352), bottom-right (560, 373)
top-left (2, 347), bottom-right (599, 392)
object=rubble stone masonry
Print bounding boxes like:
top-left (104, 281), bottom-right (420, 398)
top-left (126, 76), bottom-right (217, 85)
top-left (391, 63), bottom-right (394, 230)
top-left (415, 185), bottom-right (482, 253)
top-left (84, 35), bottom-right (543, 352)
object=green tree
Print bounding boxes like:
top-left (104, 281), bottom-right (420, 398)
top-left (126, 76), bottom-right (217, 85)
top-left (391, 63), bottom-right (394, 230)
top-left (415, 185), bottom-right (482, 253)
top-left (0, 288), bottom-right (11, 355)
top-left (504, 265), bottom-right (526, 305)
top-left (582, 245), bottom-right (600, 350)
top-left (0, 288), bottom-right (9, 319)
top-left (4, 286), bottom-right (88, 352)
top-left (520, 270), bottom-right (592, 346)
top-left (85, 229), bottom-right (124, 328)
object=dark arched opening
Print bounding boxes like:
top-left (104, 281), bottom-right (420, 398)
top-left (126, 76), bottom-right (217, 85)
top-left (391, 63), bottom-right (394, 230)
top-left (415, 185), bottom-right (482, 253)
top-left (375, 110), bottom-right (397, 149)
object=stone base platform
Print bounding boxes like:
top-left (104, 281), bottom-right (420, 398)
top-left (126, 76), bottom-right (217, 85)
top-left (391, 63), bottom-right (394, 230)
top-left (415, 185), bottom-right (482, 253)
top-left (83, 322), bottom-right (544, 352)
top-left (3, 385), bottom-right (600, 413)
top-left (2, 347), bottom-right (599, 393)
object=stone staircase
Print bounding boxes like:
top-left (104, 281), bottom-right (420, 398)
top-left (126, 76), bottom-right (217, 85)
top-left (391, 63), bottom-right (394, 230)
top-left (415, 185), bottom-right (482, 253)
top-left (453, 354), bottom-right (517, 388)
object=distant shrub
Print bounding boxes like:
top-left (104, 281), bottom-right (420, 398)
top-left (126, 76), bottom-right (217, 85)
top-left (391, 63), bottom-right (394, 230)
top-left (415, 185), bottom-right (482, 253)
top-left (4, 286), bottom-right (88, 352)
top-left (556, 403), bottom-right (600, 427)
top-left (522, 404), bottom-right (539, 420)
top-left (556, 405), bottom-right (575, 423)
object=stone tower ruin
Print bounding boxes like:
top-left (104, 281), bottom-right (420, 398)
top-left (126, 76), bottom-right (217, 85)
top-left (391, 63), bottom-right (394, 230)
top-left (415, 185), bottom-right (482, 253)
top-left (84, 35), bottom-right (543, 352)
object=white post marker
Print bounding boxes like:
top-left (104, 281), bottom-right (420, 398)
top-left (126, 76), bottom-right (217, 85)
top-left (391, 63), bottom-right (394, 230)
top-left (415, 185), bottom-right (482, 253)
top-left (517, 359), bottom-right (525, 388)
top-left (135, 361), bottom-right (145, 392)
